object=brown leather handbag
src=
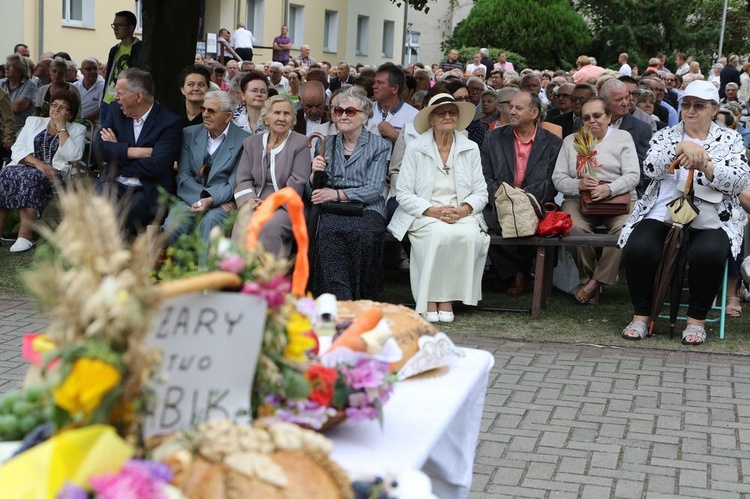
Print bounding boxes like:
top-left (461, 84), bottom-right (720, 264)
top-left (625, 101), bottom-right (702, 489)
top-left (579, 185), bottom-right (630, 216)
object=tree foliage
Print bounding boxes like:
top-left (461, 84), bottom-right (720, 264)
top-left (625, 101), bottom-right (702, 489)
top-left (577, 0), bottom-right (750, 70)
top-left (450, 0), bottom-right (591, 69)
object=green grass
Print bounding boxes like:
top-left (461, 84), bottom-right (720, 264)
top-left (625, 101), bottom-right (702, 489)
top-left (2, 203), bottom-right (748, 355)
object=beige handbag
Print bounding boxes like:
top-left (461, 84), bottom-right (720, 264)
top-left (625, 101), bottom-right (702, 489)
top-left (494, 182), bottom-right (545, 238)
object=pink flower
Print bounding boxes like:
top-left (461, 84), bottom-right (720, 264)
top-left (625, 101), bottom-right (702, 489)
top-left (218, 255), bottom-right (245, 274)
top-left (344, 358), bottom-right (389, 389)
top-left (90, 460), bottom-right (170, 499)
top-left (241, 275), bottom-right (291, 309)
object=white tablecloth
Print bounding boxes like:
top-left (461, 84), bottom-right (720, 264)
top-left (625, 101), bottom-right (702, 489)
top-left (327, 347), bottom-right (495, 499)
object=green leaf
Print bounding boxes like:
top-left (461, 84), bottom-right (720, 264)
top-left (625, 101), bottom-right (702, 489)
top-left (282, 368), bottom-right (311, 400)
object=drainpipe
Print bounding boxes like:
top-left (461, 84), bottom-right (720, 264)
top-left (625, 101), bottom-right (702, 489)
top-left (283, 0), bottom-right (289, 25)
top-left (38, 0), bottom-right (44, 57)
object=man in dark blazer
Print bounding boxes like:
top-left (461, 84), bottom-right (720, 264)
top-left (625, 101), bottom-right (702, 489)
top-left (481, 92), bottom-right (563, 295)
top-left (329, 62), bottom-right (356, 92)
top-left (162, 90), bottom-right (250, 245)
top-left (599, 79), bottom-right (652, 197)
top-left (551, 83), bottom-right (596, 138)
top-left (94, 68), bottom-right (182, 235)
top-left (293, 80), bottom-right (331, 136)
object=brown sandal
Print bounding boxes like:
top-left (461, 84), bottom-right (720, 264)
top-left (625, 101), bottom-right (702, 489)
top-left (575, 286), bottom-right (597, 304)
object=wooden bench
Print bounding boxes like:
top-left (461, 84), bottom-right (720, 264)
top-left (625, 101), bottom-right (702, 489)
top-left (386, 232), bottom-right (619, 319)
top-left (486, 233), bottom-right (619, 318)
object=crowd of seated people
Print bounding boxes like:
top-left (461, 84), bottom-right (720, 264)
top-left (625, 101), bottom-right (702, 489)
top-left (2, 30), bottom-right (750, 345)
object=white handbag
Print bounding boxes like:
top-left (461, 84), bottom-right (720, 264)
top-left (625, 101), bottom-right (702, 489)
top-left (494, 182), bottom-right (545, 238)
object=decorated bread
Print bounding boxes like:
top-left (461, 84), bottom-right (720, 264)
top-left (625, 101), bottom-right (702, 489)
top-left (336, 301), bottom-right (437, 372)
top-left (151, 419), bottom-right (352, 499)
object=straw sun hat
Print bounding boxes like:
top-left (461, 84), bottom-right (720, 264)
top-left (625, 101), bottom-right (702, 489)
top-left (413, 93), bottom-right (476, 134)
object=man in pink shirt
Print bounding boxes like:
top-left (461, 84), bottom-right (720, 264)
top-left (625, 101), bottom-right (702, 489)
top-left (481, 92), bottom-right (562, 295)
top-left (494, 52), bottom-right (515, 73)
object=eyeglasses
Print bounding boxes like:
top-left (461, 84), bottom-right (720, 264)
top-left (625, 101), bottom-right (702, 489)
top-left (681, 101), bottom-right (711, 111)
top-left (582, 112), bottom-right (606, 121)
top-left (453, 96), bottom-right (471, 102)
top-left (200, 106), bottom-right (225, 115)
top-left (50, 102), bottom-right (70, 111)
top-left (433, 108), bottom-right (459, 118)
top-left (497, 100), bottom-right (510, 105)
top-left (557, 94), bottom-right (572, 99)
top-left (111, 23), bottom-right (131, 29)
top-left (628, 90), bottom-right (640, 97)
top-left (333, 106), bottom-right (364, 117)
top-left (246, 88), bottom-right (268, 95)
top-left (570, 96), bottom-right (588, 103)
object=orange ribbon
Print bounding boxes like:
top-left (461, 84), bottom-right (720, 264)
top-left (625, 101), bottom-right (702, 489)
top-left (245, 187), bottom-right (309, 297)
top-left (576, 151), bottom-right (600, 177)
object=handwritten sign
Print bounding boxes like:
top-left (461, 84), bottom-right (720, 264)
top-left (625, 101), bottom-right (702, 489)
top-left (144, 292), bottom-right (267, 438)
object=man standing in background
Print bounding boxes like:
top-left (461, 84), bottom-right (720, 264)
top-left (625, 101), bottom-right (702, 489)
top-left (101, 10), bottom-right (141, 124)
top-left (231, 23), bottom-right (255, 62)
top-left (273, 25), bottom-right (292, 66)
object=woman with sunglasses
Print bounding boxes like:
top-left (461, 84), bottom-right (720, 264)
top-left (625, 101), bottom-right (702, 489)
top-left (388, 93), bottom-right (489, 322)
top-left (552, 96), bottom-right (640, 306)
top-left (618, 80), bottom-right (750, 344)
top-left (0, 90), bottom-right (86, 252)
top-left (309, 86), bottom-right (390, 300)
top-left (233, 95), bottom-right (310, 257)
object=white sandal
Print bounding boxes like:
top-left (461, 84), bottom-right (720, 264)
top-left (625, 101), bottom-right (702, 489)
top-left (621, 320), bottom-right (649, 341)
top-left (681, 323), bottom-right (706, 345)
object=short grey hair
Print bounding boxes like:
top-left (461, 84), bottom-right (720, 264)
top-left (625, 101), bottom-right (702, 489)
top-left (726, 82), bottom-right (739, 90)
top-left (599, 78), bottom-right (628, 99)
top-left (204, 90), bottom-right (237, 112)
top-left (496, 86), bottom-right (520, 102)
top-left (118, 68), bottom-right (154, 100)
top-left (269, 61), bottom-right (284, 72)
top-left (480, 48), bottom-right (489, 57)
top-left (332, 85), bottom-right (373, 120)
top-left (260, 95), bottom-right (297, 129)
top-left (50, 57), bottom-right (68, 72)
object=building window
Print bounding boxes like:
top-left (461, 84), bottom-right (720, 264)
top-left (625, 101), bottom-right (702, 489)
top-left (289, 4), bottom-right (305, 49)
top-left (382, 20), bottom-right (395, 59)
top-left (323, 11), bottom-right (338, 53)
top-left (356, 16), bottom-right (369, 56)
top-left (246, 0), bottom-right (264, 44)
top-left (62, 0), bottom-right (94, 27)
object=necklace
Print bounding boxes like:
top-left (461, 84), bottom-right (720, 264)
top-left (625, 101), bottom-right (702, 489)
top-left (41, 129), bottom-right (59, 164)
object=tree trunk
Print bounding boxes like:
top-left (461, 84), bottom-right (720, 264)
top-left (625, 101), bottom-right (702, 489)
top-left (140, 0), bottom-right (202, 110)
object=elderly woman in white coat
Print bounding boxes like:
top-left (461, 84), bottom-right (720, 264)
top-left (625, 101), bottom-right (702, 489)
top-left (388, 93), bottom-right (490, 322)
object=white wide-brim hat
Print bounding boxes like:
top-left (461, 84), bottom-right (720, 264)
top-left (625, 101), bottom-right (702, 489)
top-left (413, 93), bottom-right (476, 134)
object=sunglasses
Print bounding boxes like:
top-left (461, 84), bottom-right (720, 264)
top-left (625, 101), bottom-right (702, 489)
top-left (681, 102), bottom-right (711, 111)
top-left (433, 108), bottom-right (459, 118)
top-left (453, 96), bottom-right (471, 102)
top-left (333, 106), bottom-right (363, 117)
top-left (582, 112), bottom-right (606, 121)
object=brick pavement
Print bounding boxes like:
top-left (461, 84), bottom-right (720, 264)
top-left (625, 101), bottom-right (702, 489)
top-left (2, 297), bottom-right (750, 498)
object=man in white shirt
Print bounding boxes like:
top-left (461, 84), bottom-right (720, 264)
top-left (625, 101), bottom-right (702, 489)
top-left (268, 62), bottom-right (289, 93)
top-left (367, 62), bottom-right (417, 146)
top-left (618, 53), bottom-right (632, 77)
top-left (73, 57), bottom-right (105, 124)
top-left (231, 23), bottom-right (256, 62)
top-left (675, 53), bottom-right (690, 76)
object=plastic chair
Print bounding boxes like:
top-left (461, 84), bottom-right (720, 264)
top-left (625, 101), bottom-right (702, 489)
top-left (658, 259), bottom-right (728, 339)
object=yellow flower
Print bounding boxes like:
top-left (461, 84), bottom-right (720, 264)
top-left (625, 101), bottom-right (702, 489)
top-left (53, 358), bottom-right (122, 417)
top-left (283, 312), bottom-right (317, 363)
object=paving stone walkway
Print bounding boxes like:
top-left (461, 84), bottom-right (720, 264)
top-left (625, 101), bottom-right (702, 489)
top-left (2, 297), bottom-right (749, 498)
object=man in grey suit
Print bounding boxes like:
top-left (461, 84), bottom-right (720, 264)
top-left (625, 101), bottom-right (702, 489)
top-left (599, 79), bottom-right (652, 197)
top-left (162, 90), bottom-right (250, 245)
top-left (481, 92), bottom-right (562, 295)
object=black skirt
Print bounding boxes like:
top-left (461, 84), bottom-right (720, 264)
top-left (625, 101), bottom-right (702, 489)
top-left (311, 210), bottom-right (386, 300)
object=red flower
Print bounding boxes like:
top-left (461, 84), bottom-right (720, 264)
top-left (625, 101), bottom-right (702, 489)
top-left (305, 364), bottom-right (338, 407)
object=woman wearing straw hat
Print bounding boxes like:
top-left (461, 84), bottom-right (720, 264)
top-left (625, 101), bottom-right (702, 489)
top-left (388, 93), bottom-right (490, 322)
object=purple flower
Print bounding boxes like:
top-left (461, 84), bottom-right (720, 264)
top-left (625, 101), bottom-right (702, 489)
top-left (56, 483), bottom-right (88, 499)
top-left (345, 405), bottom-right (379, 421)
top-left (90, 459), bottom-right (170, 499)
top-left (218, 255), bottom-right (245, 274)
top-left (344, 358), bottom-right (389, 389)
top-left (128, 459), bottom-right (173, 483)
top-left (266, 399), bottom-right (336, 429)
